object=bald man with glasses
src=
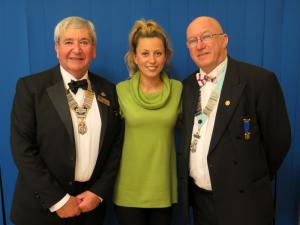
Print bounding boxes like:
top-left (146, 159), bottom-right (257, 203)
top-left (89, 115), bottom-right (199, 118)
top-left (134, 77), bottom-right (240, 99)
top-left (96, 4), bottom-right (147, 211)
top-left (178, 16), bottom-right (291, 225)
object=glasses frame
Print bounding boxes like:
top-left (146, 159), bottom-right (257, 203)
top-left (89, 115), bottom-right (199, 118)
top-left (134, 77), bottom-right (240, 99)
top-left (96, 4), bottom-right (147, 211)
top-left (187, 33), bottom-right (225, 48)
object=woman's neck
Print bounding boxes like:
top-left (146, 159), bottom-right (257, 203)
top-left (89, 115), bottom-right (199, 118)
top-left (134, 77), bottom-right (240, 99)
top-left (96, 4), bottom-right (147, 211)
top-left (139, 75), bottom-right (163, 93)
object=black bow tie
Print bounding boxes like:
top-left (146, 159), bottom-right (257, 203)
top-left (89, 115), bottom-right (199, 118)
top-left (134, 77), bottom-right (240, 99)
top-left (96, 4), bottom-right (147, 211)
top-left (68, 79), bottom-right (88, 94)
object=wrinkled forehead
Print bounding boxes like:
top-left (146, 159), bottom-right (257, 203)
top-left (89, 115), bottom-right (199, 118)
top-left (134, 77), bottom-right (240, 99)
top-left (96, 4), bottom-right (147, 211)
top-left (187, 18), bottom-right (222, 38)
top-left (61, 28), bottom-right (91, 38)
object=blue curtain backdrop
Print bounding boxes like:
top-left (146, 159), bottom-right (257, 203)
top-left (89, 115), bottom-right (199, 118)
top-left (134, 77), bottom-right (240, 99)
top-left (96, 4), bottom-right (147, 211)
top-left (0, 0), bottom-right (299, 225)
top-left (0, 168), bottom-right (5, 225)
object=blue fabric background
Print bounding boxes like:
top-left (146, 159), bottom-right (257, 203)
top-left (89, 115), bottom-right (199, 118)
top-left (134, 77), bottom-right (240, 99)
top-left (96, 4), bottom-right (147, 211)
top-left (0, 0), bottom-right (299, 224)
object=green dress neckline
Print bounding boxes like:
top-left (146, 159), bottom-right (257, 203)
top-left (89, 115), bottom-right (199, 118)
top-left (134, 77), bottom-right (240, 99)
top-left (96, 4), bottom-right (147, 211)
top-left (129, 71), bottom-right (171, 110)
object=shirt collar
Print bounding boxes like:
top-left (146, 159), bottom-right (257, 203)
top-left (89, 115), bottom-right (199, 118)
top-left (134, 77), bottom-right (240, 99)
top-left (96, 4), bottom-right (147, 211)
top-left (199, 57), bottom-right (228, 80)
top-left (60, 65), bottom-right (88, 89)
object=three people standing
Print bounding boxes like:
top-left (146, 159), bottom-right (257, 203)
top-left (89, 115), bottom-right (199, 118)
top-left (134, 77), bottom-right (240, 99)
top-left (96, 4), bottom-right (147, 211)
top-left (10, 15), bottom-right (291, 225)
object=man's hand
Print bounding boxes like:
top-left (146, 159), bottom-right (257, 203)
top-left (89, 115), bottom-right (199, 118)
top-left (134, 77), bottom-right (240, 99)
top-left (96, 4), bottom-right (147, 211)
top-left (56, 196), bottom-right (81, 218)
top-left (76, 191), bottom-right (101, 213)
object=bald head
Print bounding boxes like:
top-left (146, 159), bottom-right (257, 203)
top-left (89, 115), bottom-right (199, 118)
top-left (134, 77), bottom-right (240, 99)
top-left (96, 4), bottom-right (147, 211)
top-left (187, 16), bottom-right (224, 39)
top-left (186, 16), bottom-right (228, 73)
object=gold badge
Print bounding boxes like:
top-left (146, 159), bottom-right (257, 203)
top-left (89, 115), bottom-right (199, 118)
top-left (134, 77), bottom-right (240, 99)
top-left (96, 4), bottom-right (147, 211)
top-left (244, 132), bottom-right (251, 140)
top-left (225, 100), bottom-right (230, 106)
top-left (97, 95), bottom-right (110, 106)
top-left (100, 91), bottom-right (106, 97)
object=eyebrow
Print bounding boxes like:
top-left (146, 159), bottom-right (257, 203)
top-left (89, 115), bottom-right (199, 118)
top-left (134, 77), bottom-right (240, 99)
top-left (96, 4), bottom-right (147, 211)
top-left (188, 31), bottom-right (213, 38)
top-left (139, 49), bottom-right (164, 52)
top-left (62, 37), bottom-right (91, 41)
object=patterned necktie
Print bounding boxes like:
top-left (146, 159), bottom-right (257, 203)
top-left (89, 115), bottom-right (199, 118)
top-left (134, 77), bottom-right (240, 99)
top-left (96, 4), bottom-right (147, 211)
top-left (68, 79), bottom-right (88, 94)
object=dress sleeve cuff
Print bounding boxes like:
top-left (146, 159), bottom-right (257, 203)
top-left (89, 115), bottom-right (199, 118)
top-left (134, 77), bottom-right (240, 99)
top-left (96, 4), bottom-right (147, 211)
top-left (49, 194), bottom-right (70, 212)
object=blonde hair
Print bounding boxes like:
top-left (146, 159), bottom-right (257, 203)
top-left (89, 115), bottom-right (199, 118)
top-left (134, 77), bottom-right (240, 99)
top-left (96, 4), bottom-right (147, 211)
top-left (54, 16), bottom-right (96, 44)
top-left (125, 19), bottom-right (173, 75)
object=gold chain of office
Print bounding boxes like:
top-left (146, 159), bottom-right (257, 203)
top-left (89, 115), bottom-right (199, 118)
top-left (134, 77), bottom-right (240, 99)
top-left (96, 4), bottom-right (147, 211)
top-left (66, 79), bottom-right (94, 135)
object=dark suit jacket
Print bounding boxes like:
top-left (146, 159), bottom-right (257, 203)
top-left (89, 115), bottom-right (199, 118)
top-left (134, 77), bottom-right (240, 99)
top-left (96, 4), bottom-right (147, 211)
top-left (10, 65), bottom-right (124, 225)
top-left (179, 57), bottom-right (291, 225)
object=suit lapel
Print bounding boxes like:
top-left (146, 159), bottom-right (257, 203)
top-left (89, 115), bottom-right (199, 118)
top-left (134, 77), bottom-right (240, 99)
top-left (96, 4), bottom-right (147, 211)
top-left (89, 73), bottom-right (108, 154)
top-left (47, 67), bottom-right (75, 142)
top-left (47, 70), bottom-right (110, 155)
top-left (208, 59), bottom-right (245, 154)
top-left (184, 73), bottom-right (199, 156)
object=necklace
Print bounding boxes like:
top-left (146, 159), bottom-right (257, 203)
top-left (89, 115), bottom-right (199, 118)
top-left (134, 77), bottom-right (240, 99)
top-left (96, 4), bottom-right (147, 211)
top-left (190, 71), bottom-right (225, 153)
top-left (66, 79), bottom-right (94, 135)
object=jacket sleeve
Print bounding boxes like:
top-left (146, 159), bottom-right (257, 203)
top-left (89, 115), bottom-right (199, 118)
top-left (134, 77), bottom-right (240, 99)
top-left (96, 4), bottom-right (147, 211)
top-left (11, 78), bottom-right (66, 209)
top-left (257, 72), bottom-right (291, 178)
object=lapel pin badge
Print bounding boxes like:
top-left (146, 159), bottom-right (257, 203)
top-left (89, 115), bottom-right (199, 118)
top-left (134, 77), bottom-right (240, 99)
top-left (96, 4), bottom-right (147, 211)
top-left (225, 100), bottom-right (231, 106)
top-left (100, 91), bottom-right (106, 97)
top-left (97, 95), bottom-right (110, 106)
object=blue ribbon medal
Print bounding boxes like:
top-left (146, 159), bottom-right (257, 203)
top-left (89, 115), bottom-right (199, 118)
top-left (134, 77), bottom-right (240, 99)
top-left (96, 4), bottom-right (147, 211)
top-left (243, 118), bottom-right (251, 140)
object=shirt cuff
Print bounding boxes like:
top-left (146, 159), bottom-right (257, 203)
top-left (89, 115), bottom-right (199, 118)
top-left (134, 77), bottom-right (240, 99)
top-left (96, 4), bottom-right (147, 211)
top-left (49, 194), bottom-right (70, 212)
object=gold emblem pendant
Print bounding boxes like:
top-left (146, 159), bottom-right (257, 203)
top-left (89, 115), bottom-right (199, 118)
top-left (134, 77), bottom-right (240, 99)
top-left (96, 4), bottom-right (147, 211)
top-left (78, 121), bottom-right (87, 135)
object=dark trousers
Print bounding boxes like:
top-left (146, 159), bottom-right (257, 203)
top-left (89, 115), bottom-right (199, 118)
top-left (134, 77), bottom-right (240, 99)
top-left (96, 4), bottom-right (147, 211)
top-left (114, 205), bottom-right (172, 225)
top-left (191, 183), bottom-right (218, 225)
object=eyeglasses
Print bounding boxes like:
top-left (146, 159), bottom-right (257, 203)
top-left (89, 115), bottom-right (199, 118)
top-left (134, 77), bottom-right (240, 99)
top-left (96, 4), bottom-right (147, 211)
top-left (187, 33), bottom-right (225, 48)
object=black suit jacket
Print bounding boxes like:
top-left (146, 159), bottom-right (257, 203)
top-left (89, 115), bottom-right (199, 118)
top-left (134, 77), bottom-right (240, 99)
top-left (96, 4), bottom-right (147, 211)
top-left (10, 65), bottom-right (124, 225)
top-left (179, 57), bottom-right (291, 225)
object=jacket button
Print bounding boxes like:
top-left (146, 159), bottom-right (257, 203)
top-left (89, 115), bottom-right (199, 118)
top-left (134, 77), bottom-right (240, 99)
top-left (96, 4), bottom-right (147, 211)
top-left (68, 181), bottom-right (73, 186)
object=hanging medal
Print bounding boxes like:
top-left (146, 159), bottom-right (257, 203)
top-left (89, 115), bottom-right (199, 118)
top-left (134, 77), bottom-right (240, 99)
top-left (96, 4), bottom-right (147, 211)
top-left (66, 79), bottom-right (94, 135)
top-left (190, 70), bottom-right (226, 153)
top-left (243, 118), bottom-right (251, 140)
top-left (78, 120), bottom-right (88, 134)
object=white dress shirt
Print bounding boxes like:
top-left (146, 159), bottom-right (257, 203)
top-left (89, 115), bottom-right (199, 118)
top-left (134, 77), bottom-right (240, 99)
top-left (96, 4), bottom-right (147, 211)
top-left (189, 58), bottom-right (228, 191)
top-left (50, 66), bottom-right (101, 212)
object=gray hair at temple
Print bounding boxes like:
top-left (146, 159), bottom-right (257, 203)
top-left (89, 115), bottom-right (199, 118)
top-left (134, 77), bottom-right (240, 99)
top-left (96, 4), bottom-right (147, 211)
top-left (54, 16), bottom-right (97, 44)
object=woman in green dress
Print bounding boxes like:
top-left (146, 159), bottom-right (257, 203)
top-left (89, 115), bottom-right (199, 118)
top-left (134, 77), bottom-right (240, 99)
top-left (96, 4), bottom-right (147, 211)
top-left (113, 19), bottom-right (182, 225)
